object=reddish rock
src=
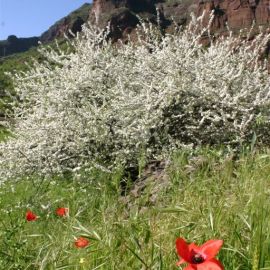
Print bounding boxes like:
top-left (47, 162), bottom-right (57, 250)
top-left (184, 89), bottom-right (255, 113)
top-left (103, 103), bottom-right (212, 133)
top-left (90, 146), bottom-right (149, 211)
top-left (156, 0), bottom-right (197, 32)
top-left (90, 0), bottom-right (270, 39)
top-left (90, 0), bottom-right (158, 26)
top-left (90, 0), bottom-right (162, 43)
top-left (89, 0), bottom-right (198, 41)
top-left (40, 3), bottom-right (91, 43)
top-left (197, 0), bottom-right (270, 31)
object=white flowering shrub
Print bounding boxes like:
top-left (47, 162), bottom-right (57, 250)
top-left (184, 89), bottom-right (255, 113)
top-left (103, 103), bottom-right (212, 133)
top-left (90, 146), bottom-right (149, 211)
top-left (0, 16), bottom-right (270, 180)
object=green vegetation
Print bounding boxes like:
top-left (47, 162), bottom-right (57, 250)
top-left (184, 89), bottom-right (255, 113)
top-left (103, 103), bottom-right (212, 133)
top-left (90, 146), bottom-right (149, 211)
top-left (49, 3), bottom-right (90, 27)
top-left (0, 127), bottom-right (11, 141)
top-left (0, 48), bottom-right (41, 79)
top-left (0, 2), bottom-right (91, 116)
top-left (0, 148), bottom-right (269, 269)
top-left (66, 3), bottom-right (91, 22)
top-left (0, 48), bottom-right (42, 115)
top-left (0, 38), bottom-right (73, 117)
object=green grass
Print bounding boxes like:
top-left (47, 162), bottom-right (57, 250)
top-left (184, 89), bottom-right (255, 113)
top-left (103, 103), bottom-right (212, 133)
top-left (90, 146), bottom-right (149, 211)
top-left (0, 148), bottom-right (269, 269)
top-left (0, 126), bottom-right (11, 141)
top-left (0, 46), bottom-right (45, 117)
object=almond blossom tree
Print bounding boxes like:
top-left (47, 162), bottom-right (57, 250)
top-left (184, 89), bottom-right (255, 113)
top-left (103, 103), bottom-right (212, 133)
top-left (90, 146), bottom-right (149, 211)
top-left (0, 16), bottom-right (269, 180)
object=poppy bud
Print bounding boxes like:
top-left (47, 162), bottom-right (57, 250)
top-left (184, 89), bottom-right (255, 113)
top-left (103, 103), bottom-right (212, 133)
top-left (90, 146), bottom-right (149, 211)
top-left (26, 210), bottom-right (38, 221)
top-left (74, 237), bottom-right (89, 248)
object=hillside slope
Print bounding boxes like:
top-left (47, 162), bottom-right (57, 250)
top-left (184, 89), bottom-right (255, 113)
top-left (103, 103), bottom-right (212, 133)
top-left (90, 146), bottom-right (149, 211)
top-left (40, 3), bottom-right (92, 42)
top-left (2, 0), bottom-right (270, 59)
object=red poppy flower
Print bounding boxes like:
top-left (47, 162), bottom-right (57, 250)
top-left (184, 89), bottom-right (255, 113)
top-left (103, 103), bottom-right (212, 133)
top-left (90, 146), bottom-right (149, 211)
top-left (56, 207), bottom-right (69, 217)
top-left (26, 210), bottom-right (38, 221)
top-left (176, 238), bottom-right (224, 270)
top-left (74, 237), bottom-right (89, 248)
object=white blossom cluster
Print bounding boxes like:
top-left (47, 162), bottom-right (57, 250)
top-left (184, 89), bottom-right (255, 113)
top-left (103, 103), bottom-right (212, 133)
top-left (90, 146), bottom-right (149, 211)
top-left (0, 17), bottom-right (270, 180)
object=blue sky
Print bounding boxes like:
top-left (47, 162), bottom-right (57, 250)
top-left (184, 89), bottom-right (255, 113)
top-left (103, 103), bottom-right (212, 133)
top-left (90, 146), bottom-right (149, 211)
top-left (0, 0), bottom-right (92, 40)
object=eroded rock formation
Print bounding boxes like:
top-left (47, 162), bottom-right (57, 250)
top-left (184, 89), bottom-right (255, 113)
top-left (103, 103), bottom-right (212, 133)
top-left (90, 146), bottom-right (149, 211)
top-left (2, 1), bottom-right (270, 57)
top-left (89, 0), bottom-right (270, 41)
top-left (197, 0), bottom-right (270, 32)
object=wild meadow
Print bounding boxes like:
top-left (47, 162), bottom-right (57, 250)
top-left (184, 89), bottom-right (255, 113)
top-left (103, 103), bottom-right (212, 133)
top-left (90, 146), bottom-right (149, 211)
top-left (0, 148), bottom-right (270, 269)
top-left (0, 15), bottom-right (270, 269)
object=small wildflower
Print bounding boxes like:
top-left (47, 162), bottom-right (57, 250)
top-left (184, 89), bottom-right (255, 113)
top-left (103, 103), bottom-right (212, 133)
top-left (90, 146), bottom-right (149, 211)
top-left (79, 258), bottom-right (86, 264)
top-left (56, 207), bottom-right (69, 217)
top-left (75, 237), bottom-right (89, 248)
top-left (26, 210), bottom-right (38, 221)
top-left (176, 238), bottom-right (224, 270)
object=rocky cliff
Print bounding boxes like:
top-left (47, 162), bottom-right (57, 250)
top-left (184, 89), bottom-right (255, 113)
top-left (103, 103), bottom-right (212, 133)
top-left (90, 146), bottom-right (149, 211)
top-left (0, 3), bottom-right (92, 58)
top-left (89, 0), bottom-right (197, 41)
top-left (197, 0), bottom-right (270, 32)
top-left (2, 0), bottom-right (270, 58)
top-left (89, 0), bottom-right (270, 42)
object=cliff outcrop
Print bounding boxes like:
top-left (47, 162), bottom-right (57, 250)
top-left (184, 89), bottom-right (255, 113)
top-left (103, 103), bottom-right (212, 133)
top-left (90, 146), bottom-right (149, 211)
top-left (0, 3), bottom-right (92, 58)
top-left (197, 0), bottom-right (270, 32)
top-left (89, 0), bottom-right (270, 40)
top-left (89, 0), bottom-right (197, 41)
top-left (2, 1), bottom-right (270, 58)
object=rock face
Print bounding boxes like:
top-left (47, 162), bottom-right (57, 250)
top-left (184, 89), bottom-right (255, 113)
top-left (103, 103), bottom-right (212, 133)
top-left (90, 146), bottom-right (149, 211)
top-left (157, 1), bottom-right (198, 26)
top-left (89, 0), bottom-right (270, 41)
top-left (40, 16), bottom-right (85, 42)
top-left (2, 0), bottom-right (270, 58)
top-left (89, 0), bottom-right (197, 41)
top-left (197, 0), bottom-right (270, 32)
top-left (90, 0), bottom-right (158, 26)
top-left (89, 0), bottom-right (159, 42)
